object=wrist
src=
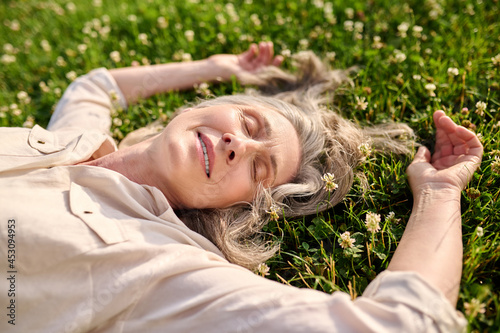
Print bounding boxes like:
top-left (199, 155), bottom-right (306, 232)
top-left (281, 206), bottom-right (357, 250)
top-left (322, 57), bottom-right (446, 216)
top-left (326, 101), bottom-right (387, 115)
top-left (411, 183), bottom-right (462, 203)
top-left (206, 55), bottom-right (235, 82)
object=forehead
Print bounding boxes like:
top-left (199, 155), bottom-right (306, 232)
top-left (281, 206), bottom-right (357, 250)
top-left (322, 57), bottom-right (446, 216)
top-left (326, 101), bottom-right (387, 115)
top-left (252, 105), bottom-right (301, 184)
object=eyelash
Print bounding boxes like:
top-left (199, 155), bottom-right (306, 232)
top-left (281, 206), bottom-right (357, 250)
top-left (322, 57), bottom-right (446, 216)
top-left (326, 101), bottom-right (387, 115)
top-left (238, 110), bottom-right (264, 183)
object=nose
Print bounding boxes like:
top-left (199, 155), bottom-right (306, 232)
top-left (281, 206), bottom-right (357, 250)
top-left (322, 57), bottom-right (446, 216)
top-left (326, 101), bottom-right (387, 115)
top-left (222, 133), bottom-right (262, 163)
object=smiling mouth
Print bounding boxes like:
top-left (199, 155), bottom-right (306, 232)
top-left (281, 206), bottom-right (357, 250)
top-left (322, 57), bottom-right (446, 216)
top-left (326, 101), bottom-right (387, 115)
top-left (198, 133), bottom-right (210, 177)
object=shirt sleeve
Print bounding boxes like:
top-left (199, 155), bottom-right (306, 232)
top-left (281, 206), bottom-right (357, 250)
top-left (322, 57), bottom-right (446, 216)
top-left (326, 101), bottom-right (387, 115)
top-left (117, 248), bottom-right (467, 333)
top-left (47, 68), bottom-right (128, 134)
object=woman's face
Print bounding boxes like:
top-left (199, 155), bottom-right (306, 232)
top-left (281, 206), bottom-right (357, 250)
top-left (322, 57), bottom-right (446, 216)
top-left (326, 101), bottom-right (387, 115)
top-left (150, 104), bottom-right (301, 209)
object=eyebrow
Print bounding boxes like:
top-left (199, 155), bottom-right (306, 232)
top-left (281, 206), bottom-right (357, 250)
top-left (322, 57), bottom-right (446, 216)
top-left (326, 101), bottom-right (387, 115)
top-left (260, 113), bottom-right (278, 184)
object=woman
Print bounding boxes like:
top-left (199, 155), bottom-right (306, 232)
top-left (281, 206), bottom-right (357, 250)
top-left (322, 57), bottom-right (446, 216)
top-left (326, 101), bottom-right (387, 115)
top-left (0, 42), bottom-right (481, 332)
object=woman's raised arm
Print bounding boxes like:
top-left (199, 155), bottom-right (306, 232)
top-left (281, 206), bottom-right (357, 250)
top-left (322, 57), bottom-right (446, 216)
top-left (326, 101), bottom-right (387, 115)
top-left (387, 110), bottom-right (483, 305)
top-left (109, 41), bottom-right (283, 105)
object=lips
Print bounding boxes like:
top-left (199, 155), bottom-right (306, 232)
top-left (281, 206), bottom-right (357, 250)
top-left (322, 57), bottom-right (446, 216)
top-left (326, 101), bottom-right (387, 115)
top-left (197, 132), bottom-right (214, 178)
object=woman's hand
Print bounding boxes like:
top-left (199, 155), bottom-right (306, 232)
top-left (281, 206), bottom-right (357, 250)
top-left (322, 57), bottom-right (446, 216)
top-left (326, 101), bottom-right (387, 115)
top-left (208, 41), bottom-right (284, 84)
top-left (407, 110), bottom-right (483, 194)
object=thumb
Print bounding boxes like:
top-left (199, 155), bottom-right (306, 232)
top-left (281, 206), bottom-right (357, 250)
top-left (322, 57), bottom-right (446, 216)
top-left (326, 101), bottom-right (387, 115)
top-left (411, 146), bottom-right (431, 164)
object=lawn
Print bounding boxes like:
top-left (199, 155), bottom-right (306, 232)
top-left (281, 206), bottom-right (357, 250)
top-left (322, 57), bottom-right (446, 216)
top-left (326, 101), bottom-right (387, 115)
top-left (1, 0), bottom-right (499, 331)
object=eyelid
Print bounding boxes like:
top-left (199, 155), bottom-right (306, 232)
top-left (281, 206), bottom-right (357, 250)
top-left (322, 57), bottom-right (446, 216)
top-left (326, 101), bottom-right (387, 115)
top-left (238, 110), bottom-right (251, 137)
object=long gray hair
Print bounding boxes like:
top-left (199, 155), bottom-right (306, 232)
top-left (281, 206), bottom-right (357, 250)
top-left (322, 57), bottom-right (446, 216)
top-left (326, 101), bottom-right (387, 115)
top-left (120, 52), bottom-right (415, 270)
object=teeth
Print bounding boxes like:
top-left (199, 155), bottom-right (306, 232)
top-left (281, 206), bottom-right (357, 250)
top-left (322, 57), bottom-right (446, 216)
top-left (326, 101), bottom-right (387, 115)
top-left (199, 136), bottom-right (210, 177)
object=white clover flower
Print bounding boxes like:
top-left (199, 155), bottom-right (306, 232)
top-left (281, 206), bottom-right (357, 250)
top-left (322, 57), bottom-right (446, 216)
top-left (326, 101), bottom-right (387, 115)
top-left (40, 40), bottom-right (51, 52)
top-left (110, 51), bottom-right (121, 62)
top-left (313, 0), bottom-right (324, 8)
top-left (365, 212), bottom-right (381, 233)
top-left (343, 20), bottom-right (354, 32)
top-left (127, 14), bottom-right (137, 22)
top-left (12, 108), bottom-right (22, 116)
top-left (412, 25), bottom-right (423, 38)
top-left (338, 231), bottom-right (356, 249)
top-left (464, 298), bottom-right (486, 317)
top-left (157, 16), bottom-right (168, 29)
top-left (24, 39), bottom-right (33, 50)
top-left (3, 43), bottom-right (14, 54)
top-left (138, 33), bottom-right (148, 45)
top-left (345, 8), bottom-right (354, 19)
top-left (354, 21), bottom-right (364, 33)
top-left (181, 53), bottom-right (192, 62)
top-left (324, 2), bottom-right (333, 14)
top-left (256, 263), bottom-right (270, 276)
top-left (66, 71), bottom-right (77, 81)
top-left (216, 13), bottom-right (227, 25)
top-left (447, 67), bottom-right (459, 76)
top-left (92, 18), bottom-right (102, 30)
top-left (39, 81), bottom-right (50, 93)
top-left (92, 0), bottom-right (102, 7)
top-left (476, 226), bottom-right (484, 237)
top-left (425, 83), bottom-right (437, 97)
top-left (326, 51), bottom-right (336, 62)
top-left (250, 13), bottom-right (261, 26)
top-left (397, 22), bottom-right (410, 37)
top-left (491, 156), bottom-right (500, 174)
top-left (355, 96), bottom-right (368, 111)
top-left (385, 211), bottom-right (401, 224)
top-left (56, 56), bottom-right (67, 67)
top-left (17, 91), bottom-right (28, 101)
top-left (23, 116), bottom-right (35, 128)
top-left (492, 54), bottom-right (500, 66)
top-left (10, 20), bottom-right (20, 31)
top-left (217, 33), bottom-right (226, 44)
top-left (113, 118), bottom-right (123, 126)
top-left (99, 26), bottom-right (110, 38)
top-left (413, 74), bottom-right (422, 80)
top-left (299, 39), bottom-right (309, 49)
top-left (276, 13), bottom-right (285, 25)
top-left (358, 141), bottom-right (372, 157)
top-left (321, 173), bottom-right (338, 192)
top-left (184, 30), bottom-right (195, 42)
top-left (195, 82), bottom-right (211, 96)
top-left (266, 204), bottom-right (280, 222)
top-left (77, 44), bottom-right (88, 54)
top-left (372, 36), bottom-right (384, 49)
top-left (475, 101), bottom-right (487, 116)
top-left (54, 87), bottom-right (62, 97)
top-left (394, 50), bottom-right (406, 63)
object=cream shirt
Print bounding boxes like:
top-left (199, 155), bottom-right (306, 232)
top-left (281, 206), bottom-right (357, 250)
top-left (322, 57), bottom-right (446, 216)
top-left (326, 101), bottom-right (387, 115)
top-left (0, 69), bottom-right (466, 333)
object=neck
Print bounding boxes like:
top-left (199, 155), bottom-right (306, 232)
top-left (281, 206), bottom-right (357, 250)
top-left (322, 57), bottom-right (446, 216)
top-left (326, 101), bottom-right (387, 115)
top-left (79, 139), bottom-right (155, 189)
top-left (78, 137), bottom-right (183, 210)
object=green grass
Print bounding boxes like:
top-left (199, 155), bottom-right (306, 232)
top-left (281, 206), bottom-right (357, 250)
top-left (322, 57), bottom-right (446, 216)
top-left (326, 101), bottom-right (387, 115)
top-left (1, 0), bottom-right (499, 331)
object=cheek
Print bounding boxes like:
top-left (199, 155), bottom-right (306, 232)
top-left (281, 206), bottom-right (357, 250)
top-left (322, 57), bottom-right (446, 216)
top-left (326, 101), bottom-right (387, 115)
top-left (214, 167), bottom-right (254, 203)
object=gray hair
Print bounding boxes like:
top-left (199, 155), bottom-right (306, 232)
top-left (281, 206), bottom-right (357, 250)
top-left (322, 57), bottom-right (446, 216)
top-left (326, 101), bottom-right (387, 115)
top-left (120, 52), bottom-right (415, 270)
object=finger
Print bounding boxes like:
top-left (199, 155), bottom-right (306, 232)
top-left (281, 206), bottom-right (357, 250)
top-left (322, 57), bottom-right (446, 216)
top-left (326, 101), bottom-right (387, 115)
top-left (437, 115), bottom-right (479, 149)
top-left (272, 55), bottom-right (284, 67)
top-left (267, 41), bottom-right (275, 64)
top-left (433, 111), bottom-right (459, 159)
top-left (433, 110), bottom-right (446, 125)
top-left (455, 126), bottom-right (481, 146)
top-left (240, 43), bottom-right (257, 63)
top-left (258, 41), bottom-right (271, 65)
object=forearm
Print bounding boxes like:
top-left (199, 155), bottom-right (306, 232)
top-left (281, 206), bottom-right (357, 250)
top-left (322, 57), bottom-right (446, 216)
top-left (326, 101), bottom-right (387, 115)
top-left (109, 57), bottom-right (225, 104)
top-left (388, 186), bottom-right (463, 305)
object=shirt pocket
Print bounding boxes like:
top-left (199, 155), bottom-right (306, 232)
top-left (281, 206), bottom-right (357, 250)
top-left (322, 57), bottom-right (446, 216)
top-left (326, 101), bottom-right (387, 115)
top-left (28, 124), bottom-right (67, 154)
top-left (69, 182), bottom-right (128, 245)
